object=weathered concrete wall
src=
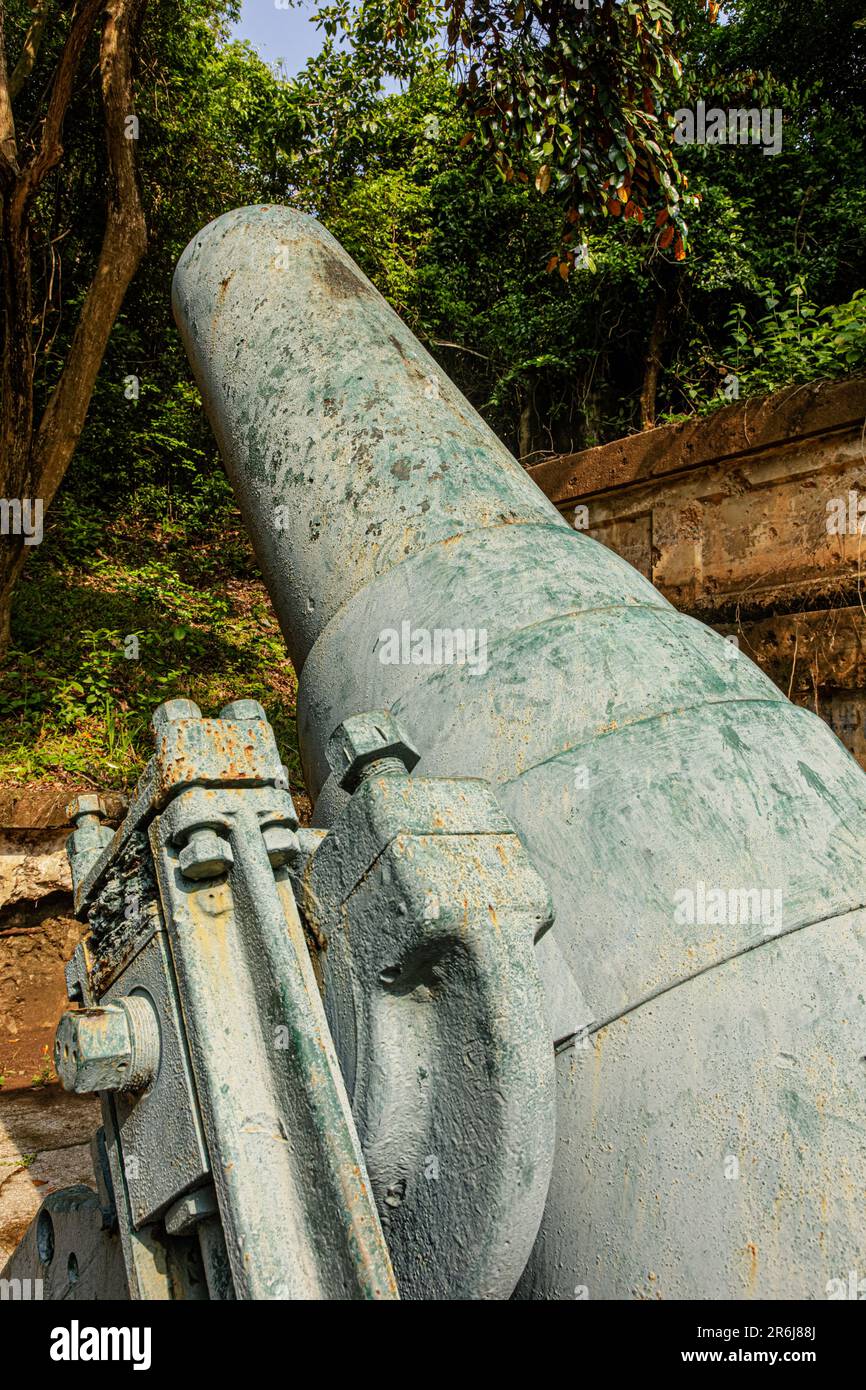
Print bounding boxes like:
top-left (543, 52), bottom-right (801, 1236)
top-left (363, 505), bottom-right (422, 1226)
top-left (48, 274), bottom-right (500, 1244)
top-left (529, 377), bottom-right (866, 768)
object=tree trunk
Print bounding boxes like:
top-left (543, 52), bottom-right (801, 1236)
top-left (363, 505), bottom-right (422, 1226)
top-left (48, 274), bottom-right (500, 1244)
top-left (0, 0), bottom-right (148, 654)
top-left (518, 395), bottom-right (533, 461)
top-left (0, 576), bottom-right (13, 653)
top-left (639, 275), bottom-right (676, 430)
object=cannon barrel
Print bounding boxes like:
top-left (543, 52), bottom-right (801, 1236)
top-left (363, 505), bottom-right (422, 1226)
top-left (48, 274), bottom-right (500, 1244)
top-left (173, 206), bottom-right (866, 1299)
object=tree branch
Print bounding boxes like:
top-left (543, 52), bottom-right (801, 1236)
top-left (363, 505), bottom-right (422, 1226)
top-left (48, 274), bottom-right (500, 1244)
top-left (17, 0), bottom-right (103, 203)
top-left (9, 1), bottom-right (55, 102)
top-left (430, 339), bottom-right (490, 361)
top-left (33, 0), bottom-right (149, 506)
top-left (0, 7), bottom-right (19, 177)
top-left (1, 0), bottom-right (101, 487)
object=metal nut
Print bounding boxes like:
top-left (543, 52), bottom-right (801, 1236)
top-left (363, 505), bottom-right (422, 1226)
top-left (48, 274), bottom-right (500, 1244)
top-left (65, 794), bottom-right (113, 877)
top-left (178, 828), bottom-right (234, 880)
top-left (164, 1186), bottom-right (219, 1236)
top-left (326, 711), bottom-right (420, 793)
top-left (66, 793), bottom-right (107, 823)
top-left (54, 995), bottom-right (160, 1094)
top-left (261, 823), bottom-right (297, 868)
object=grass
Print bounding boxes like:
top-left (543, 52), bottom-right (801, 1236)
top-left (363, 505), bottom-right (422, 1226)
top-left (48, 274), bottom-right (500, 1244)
top-left (0, 489), bottom-right (303, 794)
top-left (30, 1047), bottom-right (55, 1089)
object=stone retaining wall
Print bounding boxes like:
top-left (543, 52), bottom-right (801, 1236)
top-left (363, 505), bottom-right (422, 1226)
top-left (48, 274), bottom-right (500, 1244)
top-left (529, 377), bottom-right (866, 768)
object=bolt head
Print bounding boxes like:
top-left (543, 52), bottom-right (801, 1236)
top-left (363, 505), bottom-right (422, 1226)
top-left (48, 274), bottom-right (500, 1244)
top-left (326, 711), bottom-right (420, 793)
top-left (219, 699), bottom-right (267, 722)
top-left (164, 1186), bottom-right (219, 1237)
top-left (54, 1006), bottom-right (133, 1094)
top-left (65, 793), bottom-right (107, 822)
top-left (261, 823), bottom-right (297, 868)
top-left (179, 829), bottom-right (234, 880)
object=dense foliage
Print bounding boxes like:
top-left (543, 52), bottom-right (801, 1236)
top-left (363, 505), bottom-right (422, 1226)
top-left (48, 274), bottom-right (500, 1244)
top-left (69, 0), bottom-right (866, 491)
top-left (1, 0), bottom-right (864, 784)
top-left (9, 0), bottom-right (864, 504)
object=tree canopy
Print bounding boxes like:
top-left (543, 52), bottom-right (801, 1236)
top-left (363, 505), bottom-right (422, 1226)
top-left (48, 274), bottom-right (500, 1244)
top-left (1, 0), bottom-right (864, 783)
top-left (4, 0), bottom-right (866, 566)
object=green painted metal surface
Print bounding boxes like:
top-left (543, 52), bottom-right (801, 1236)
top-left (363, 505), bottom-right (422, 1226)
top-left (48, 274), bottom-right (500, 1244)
top-left (301, 744), bottom-right (556, 1297)
top-left (7, 698), bottom-right (399, 1301)
top-left (173, 205), bottom-right (866, 1299)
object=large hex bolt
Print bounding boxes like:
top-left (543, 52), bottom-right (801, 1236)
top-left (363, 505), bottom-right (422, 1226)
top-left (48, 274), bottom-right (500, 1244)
top-left (261, 823), bottom-right (296, 867)
top-left (178, 828), bottom-right (234, 881)
top-left (326, 711), bottom-right (420, 793)
top-left (67, 792), bottom-right (107, 824)
top-left (54, 994), bottom-right (160, 1094)
top-left (66, 794), bottom-right (113, 887)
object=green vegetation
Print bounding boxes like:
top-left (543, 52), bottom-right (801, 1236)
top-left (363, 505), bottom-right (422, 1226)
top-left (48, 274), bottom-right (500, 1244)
top-left (0, 486), bottom-right (301, 789)
top-left (30, 1046), bottom-right (55, 1088)
top-left (1, 0), bottom-right (864, 786)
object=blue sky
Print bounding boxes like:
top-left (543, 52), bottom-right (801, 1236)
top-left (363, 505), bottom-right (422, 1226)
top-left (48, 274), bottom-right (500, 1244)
top-left (230, 0), bottom-right (327, 74)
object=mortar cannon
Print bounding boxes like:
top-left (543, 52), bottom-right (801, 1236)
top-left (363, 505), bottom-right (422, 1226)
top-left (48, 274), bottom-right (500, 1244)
top-left (5, 206), bottom-right (866, 1300)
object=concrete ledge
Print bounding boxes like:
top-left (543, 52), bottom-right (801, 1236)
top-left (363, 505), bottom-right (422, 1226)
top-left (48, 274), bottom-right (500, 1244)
top-left (0, 786), bottom-right (127, 831)
top-left (528, 376), bottom-right (866, 774)
top-left (529, 376), bottom-right (866, 503)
